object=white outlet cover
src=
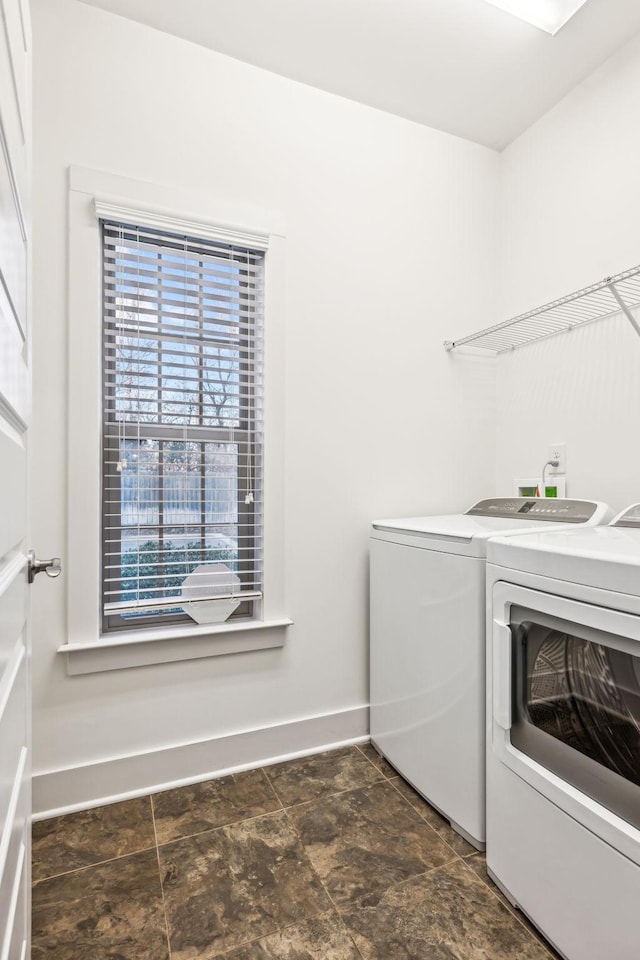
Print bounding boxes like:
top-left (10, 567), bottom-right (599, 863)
top-left (548, 442), bottom-right (567, 473)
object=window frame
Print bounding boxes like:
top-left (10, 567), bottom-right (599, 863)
top-left (64, 165), bottom-right (290, 675)
top-left (100, 222), bottom-right (261, 633)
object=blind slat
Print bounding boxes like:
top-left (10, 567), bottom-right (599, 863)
top-left (104, 591), bottom-right (263, 615)
top-left (103, 226), bottom-right (264, 259)
top-left (103, 324), bottom-right (262, 354)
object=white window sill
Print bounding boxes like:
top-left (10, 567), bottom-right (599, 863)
top-left (58, 618), bottom-right (293, 676)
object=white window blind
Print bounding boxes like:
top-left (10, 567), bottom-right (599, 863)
top-left (101, 220), bottom-right (264, 631)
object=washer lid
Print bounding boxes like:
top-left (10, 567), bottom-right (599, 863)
top-left (371, 503), bottom-right (610, 560)
top-left (372, 513), bottom-right (577, 542)
top-left (488, 524), bottom-right (640, 594)
top-left (372, 497), bottom-right (610, 541)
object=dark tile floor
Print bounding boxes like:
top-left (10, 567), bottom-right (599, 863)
top-left (32, 743), bottom-right (560, 959)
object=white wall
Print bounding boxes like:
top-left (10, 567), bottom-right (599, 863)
top-left (30, 0), bottom-right (499, 810)
top-left (495, 34), bottom-right (640, 510)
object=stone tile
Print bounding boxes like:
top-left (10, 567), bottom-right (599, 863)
top-left (357, 741), bottom-right (397, 779)
top-left (389, 775), bottom-right (478, 858)
top-left (153, 769), bottom-right (281, 844)
top-left (288, 779), bottom-right (454, 907)
top-left (342, 858), bottom-right (553, 960)
top-left (465, 854), bottom-right (561, 958)
top-left (159, 809), bottom-right (331, 958)
top-left (264, 746), bottom-right (384, 806)
top-left (465, 852), bottom-right (514, 909)
top-left (32, 797), bottom-right (155, 881)
top-left (222, 913), bottom-right (361, 959)
top-left (31, 848), bottom-right (169, 960)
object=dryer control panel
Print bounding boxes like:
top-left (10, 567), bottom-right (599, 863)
top-left (611, 503), bottom-right (640, 527)
top-left (467, 498), bottom-right (599, 523)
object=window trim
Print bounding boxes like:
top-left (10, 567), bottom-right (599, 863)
top-left (64, 165), bottom-right (290, 673)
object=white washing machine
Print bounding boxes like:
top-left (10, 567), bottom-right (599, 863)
top-left (486, 504), bottom-right (640, 960)
top-left (369, 497), bottom-right (612, 850)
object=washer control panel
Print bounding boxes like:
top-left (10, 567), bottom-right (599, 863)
top-left (467, 497), bottom-right (598, 523)
top-left (612, 503), bottom-right (640, 527)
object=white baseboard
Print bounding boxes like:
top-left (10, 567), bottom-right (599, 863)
top-left (32, 704), bottom-right (369, 820)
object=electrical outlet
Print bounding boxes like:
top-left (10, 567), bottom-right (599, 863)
top-left (548, 442), bottom-right (566, 474)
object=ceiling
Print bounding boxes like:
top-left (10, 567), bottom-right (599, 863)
top-left (79, 0), bottom-right (640, 150)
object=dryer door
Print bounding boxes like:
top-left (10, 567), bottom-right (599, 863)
top-left (491, 583), bottom-right (640, 863)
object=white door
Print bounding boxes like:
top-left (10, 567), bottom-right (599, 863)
top-left (0, 1), bottom-right (32, 957)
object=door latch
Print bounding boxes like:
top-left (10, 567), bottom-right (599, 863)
top-left (27, 550), bottom-right (62, 584)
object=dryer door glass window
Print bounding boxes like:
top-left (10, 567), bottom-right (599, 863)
top-left (510, 607), bottom-right (640, 829)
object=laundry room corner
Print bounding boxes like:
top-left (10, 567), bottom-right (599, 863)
top-left (494, 31), bottom-right (640, 510)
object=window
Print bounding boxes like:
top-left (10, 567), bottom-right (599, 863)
top-left (101, 221), bottom-right (264, 632)
top-left (65, 168), bottom-right (288, 673)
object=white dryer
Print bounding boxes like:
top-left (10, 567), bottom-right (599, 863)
top-left (369, 497), bottom-right (612, 850)
top-left (486, 504), bottom-right (640, 960)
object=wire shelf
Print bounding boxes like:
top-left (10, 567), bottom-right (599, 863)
top-left (444, 264), bottom-right (640, 354)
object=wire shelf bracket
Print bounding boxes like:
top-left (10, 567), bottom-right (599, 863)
top-left (444, 264), bottom-right (640, 354)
